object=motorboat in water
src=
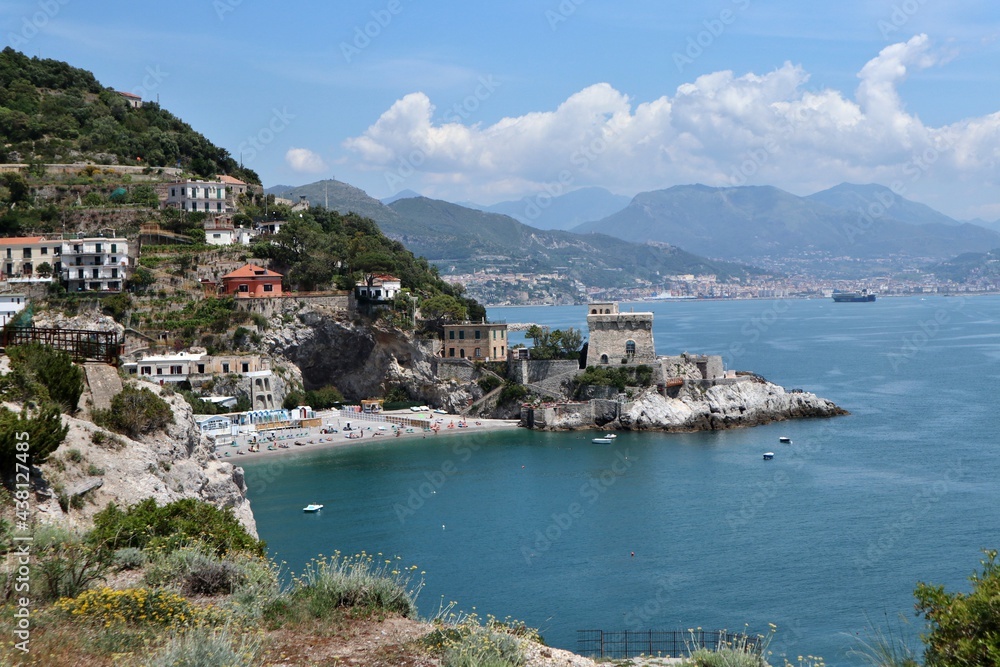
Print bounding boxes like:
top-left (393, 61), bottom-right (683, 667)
top-left (303, 504), bottom-right (324, 512)
top-left (763, 452), bottom-right (775, 460)
top-left (592, 437), bottom-right (614, 444)
top-left (779, 436), bottom-right (792, 444)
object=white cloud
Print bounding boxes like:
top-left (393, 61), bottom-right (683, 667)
top-left (285, 148), bottom-right (327, 174)
top-left (343, 35), bottom-right (1000, 216)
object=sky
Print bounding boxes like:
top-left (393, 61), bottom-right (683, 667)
top-left (3, 0), bottom-right (1000, 220)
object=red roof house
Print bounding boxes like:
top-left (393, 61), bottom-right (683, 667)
top-left (221, 264), bottom-right (283, 298)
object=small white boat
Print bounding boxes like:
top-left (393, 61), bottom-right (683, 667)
top-left (303, 504), bottom-right (324, 512)
top-left (592, 438), bottom-right (614, 444)
top-left (779, 436), bottom-right (792, 444)
top-left (763, 452), bottom-right (775, 461)
top-left (604, 433), bottom-right (618, 439)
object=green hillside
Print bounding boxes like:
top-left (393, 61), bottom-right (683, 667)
top-left (926, 249), bottom-right (1000, 283)
top-left (0, 48), bottom-right (257, 183)
top-left (385, 196), bottom-right (757, 285)
top-left (266, 179), bottom-right (400, 225)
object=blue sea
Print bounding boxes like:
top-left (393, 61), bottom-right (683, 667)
top-left (241, 295), bottom-right (1000, 665)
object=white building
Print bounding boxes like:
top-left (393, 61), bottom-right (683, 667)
top-left (0, 293), bottom-right (28, 326)
top-left (356, 274), bottom-right (402, 301)
top-left (204, 216), bottom-right (237, 246)
top-left (61, 235), bottom-right (129, 292)
top-left (124, 353), bottom-right (275, 408)
top-left (164, 180), bottom-right (230, 214)
top-left (123, 351), bottom-right (206, 384)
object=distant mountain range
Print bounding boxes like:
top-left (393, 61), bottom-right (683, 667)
top-left (461, 187), bottom-right (632, 231)
top-left (268, 178), bottom-right (1000, 281)
top-left (805, 183), bottom-right (961, 227)
top-left (383, 196), bottom-right (754, 285)
top-left (571, 183), bottom-right (1000, 267)
top-left (265, 180), bottom-right (757, 286)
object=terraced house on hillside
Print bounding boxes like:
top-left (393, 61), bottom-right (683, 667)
top-left (0, 236), bottom-right (62, 280)
top-left (442, 321), bottom-right (508, 361)
top-left (61, 235), bottom-right (129, 292)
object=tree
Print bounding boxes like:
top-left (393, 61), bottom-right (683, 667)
top-left (4, 343), bottom-right (84, 413)
top-left (128, 184), bottom-right (158, 207)
top-left (420, 294), bottom-right (467, 322)
top-left (127, 265), bottom-right (156, 292)
top-left (915, 549), bottom-right (1000, 667)
top-left (526, 325), bottom-right (544, 348)
top-left (559, 327), bottom-right (584, 356)
top-left (0, 403), bottom-right (68, 485)
top-left (0, 172), bottom-right (29, 207)
top-left (35, 261), bottom-right (52, 278)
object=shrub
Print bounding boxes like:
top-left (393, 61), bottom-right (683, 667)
top-left (145, 546), bottom-right (247, 597)
top-left (145, 626), bottom-right (264, 667)
top-left (442, 627), bottom-right (524, 667)
top-left (272, 551), bottom-right (422, 622)
top-left (281, 385), bottom-right (344, 411)
top-left (497, 382), bottom-right (529, 406)
top-left (5, 342), bottom-right (84, 412)
top-left (100, 293), bottom-right (132, 323)
top-left (426, 610), bottom-right (534, 667)
top-left (54, 587), bottom-right (206, 628)
top-left (91, 385), bottom-right (173, 438)
top-left (185, 559), bottom-right (245, 596)
top-left (33, 531), bottom-right (111, 602)
top-left (112, 547), bottom-right (146, 571)
top-left (89, 498), bottom-right (265, 557)
top-left (916, 549), bottom-right (1000, 667)
top-left (477, 375), bottom-right (503, 394)
top-left (66, 448), bottom-right (83, 463)
top-left (683, 627), bottom-right (772, 667)
top-left (0, 402), bottom-right (69, 484)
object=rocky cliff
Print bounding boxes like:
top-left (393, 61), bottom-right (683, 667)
top-left (34, 387), bottom-right (256, 537)
top-left (265, 306), bottom-right (484, 412)
top-left (538, 377), bottom-right (846, 431)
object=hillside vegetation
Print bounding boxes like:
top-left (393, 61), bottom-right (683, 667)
top-left (0, 47), bottom-right (257, 182)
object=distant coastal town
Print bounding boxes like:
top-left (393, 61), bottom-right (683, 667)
top-left (444, 267), bottom-right (999, 306)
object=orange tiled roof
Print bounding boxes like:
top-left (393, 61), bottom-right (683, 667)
top-left (0, 236), bottom-right (47, 245)
top-left (221, 264), bottom-right (282, 280)
top-left (217, 175), bottom-right (248, 185)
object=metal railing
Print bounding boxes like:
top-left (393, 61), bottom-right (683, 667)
top-left (577, 629), bottom-right (761, 660)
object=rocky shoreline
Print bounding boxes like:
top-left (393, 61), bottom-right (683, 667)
top-left (525, 376), bottom-right (848, 432)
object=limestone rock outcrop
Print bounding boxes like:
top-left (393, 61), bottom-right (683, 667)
top-left (36, 386), bottom-right (256, 537)
top-left (543, 377), bottom-right (847, 432)
top-left (265, 306), bottom-right (482, 411)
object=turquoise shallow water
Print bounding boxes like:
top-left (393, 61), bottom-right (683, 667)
top-left (242, 295), bottom-right (1000, 665)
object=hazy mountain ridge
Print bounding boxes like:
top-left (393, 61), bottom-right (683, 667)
top-left (265, 180), bottom-right (756, 286)
top-left (806, 183), bottom-right (960, 226)
top-left (467, 187), bottom-right (632, 231)
top-left (384, 196), bottom-right (755, 286)
top-left (572, 183), bottom-right (1000, 266)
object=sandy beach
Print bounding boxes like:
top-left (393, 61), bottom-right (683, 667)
top-left (215, 409), bottom-right (522, 462)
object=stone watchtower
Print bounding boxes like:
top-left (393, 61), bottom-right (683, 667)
top-left (586, 302), bottom-right (656, 365)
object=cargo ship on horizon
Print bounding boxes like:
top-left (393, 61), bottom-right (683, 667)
top-left (831, 290), bottom-right (876, 302)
